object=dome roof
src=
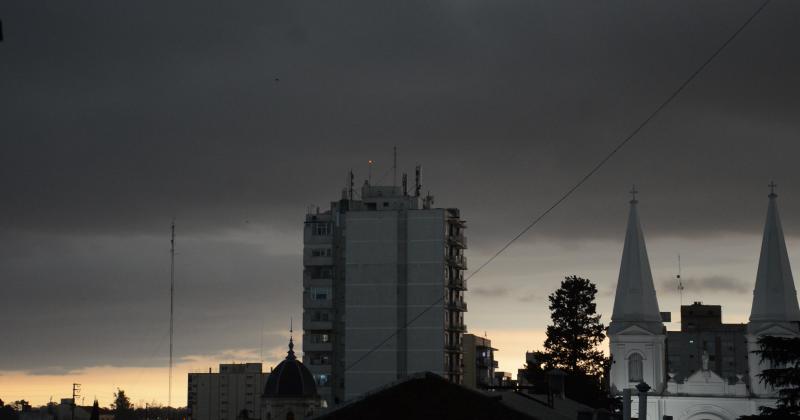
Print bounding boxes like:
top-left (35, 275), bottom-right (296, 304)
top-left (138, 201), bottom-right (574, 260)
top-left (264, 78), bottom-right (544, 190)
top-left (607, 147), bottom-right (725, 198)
top-left (264, 337), bottom-right (318, 398)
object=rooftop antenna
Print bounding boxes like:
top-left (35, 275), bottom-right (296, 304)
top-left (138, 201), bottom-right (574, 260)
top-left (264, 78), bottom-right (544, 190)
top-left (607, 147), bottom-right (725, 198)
top-left (168, 220), bottom-right (175, 409)
top-left (393, 146), bottom-right (397, 188)
top-left (349, 169), bottom-right (355, 200)
top-left (368, 160), bottom-right (374, 185)
top-left (677, 253), bottom-right (684, 307)
top-left (402, 173), bottom-right (408, 196)
top-left (259, 314), bottom-right (265, 364)
top-left (414, 165), bottom-right (421, 197)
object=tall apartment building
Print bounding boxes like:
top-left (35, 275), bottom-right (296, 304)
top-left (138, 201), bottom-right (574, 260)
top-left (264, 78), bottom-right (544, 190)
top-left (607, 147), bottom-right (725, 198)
top-left (303, 174), bottom-right (468, 405)
top-left (187, 363), bottom-right (270, 420)
top-left (665, 302), bottom-right (748, 383)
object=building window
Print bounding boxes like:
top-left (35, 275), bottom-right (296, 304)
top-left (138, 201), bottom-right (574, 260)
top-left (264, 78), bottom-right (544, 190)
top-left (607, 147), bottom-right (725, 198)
top-left (314, 374), bottom-right (329, 386)
top-left (312, 223), bottom-right (332, 236)
top-left (312, 311), bottom-right (331, 321)
top-left (311, 248), bottom-right (332, 257)
top-left (310, 287), bottom-right (331, 300)
top-left (628, 353), bottom-right (643, 383)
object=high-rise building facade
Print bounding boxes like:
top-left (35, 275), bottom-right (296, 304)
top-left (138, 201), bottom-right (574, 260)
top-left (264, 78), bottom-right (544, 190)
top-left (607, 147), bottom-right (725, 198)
top-left (303, 177), bottom-right (467, 405)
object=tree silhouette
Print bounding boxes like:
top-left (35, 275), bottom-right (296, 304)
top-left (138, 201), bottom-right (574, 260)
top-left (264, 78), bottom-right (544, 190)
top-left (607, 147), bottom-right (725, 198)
top-left (90, 400), bottom-right (100, 420)
top-left (0, 399), bottom-right (19, 420)
top-left (112, 389), bottom-right (134, 420)
top-left (524, 275), bottom-right (611, 408)
top-left (543, 275), bottom-right (607, 375)
top-left (741, 336), bottom-right (800, 419)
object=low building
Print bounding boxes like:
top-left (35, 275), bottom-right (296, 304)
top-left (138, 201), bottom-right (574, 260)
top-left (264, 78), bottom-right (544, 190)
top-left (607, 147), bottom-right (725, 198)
top-left (462, 334), bottom-right (498, 389)
top-left (188, 363), bottom-right (270, 420)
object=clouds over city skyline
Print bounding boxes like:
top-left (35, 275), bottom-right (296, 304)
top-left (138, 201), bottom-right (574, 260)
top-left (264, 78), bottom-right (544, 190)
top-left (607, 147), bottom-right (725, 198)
top-left (2, 0), bottom-right (799, 406)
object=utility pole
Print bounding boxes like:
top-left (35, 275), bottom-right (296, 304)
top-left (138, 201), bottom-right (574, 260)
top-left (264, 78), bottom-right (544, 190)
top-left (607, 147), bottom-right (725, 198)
top-left (169, 220), bottom-right (175, 413)
top-left (71, 383), bottom-right (81, 420)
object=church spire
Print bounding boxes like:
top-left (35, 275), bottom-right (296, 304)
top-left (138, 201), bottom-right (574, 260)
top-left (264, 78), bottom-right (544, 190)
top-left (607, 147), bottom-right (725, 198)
top-left (609, 186), bottom-right (663, 334)
top-left (748, 182), bottom-right (800, 333)
top-left (286, 318), bottom-right (297, 360)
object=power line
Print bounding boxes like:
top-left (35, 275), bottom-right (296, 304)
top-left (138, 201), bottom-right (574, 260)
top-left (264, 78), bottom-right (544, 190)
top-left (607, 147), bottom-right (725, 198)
top-left (343, 0), bottom-right (771, 374)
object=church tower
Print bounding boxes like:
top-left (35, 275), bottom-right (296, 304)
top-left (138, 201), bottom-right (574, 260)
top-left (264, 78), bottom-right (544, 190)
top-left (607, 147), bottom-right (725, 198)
top-left (608, 188), bottom-right (666, 393)
top-left (747, 183), bottom-right (800, 396)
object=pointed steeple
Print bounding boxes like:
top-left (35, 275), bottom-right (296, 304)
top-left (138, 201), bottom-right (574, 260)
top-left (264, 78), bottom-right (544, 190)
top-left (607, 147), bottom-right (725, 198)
top-left (609, 187), bottom-right (663, 335)
top-left (748, 182), bottom-right (800, 334)
top-left (286, 318), bottom-right (297, 360)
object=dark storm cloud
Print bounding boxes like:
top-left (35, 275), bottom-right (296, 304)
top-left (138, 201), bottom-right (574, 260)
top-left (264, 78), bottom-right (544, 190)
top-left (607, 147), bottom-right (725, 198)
top-left (2, 0), bottom-right (800, 240)
top-left (1, 0), bottom-right (798, 373)
top-left (517, 292), bottom-right (540, 303)
top-left (658, 275), bottom-right (750, 295)
top-left (0, 228), bottom-right (300, 372)
top-left (471, 286), bottom-right (510, 298)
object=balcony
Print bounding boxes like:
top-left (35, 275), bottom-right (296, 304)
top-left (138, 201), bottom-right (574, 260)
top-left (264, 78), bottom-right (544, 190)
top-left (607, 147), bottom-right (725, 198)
top-left (303, 276), bottom-right (333, 288)
top-left (303, 255), bottom-right (334, 266)
top-left (446, 217), bottom-right (466, 227)
top-left (304, 320), bottom-right (333, 331)
top-left (447, 254), bottom-right (467, 270)
top-left (445, 299), bottom-right (467, 312)
top-left (303, 295), bottom-right (333, 309)
top-left (303, 341), bottom-right (333, 352)
top-left (448, 276), bottom-right (467, 291)
top-left (447, 233), bottom-right (467, 249)
top-left (446, 323), bottom-right (467, 332)
top-left (445, 343), bottom-right (463, 353)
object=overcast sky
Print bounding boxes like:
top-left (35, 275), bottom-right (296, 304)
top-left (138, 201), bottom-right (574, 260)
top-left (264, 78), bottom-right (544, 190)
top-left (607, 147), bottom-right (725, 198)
top-left (2, 0), bottom-right (800, 407)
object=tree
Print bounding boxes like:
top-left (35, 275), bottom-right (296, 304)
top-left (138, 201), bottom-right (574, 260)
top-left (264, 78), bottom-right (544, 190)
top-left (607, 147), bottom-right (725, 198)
top-left (741, 336), bottom-right (800, 419)
top-left (90, 400), bottom-right (100, 420)
top-left (112, 389), bottom-right (134, 420)
top-left (11, 402), bottom-right (29, 413)
top-left (0, 399), bottom-right (18, 420)
top-left (543, 276), bottom-right (607, 375)
top-left (523, 276), bottom-right (611, 408)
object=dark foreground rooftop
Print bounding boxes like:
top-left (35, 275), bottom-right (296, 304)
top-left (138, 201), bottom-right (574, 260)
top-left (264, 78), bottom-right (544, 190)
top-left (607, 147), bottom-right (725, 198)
top-left (312, 372), bottom-right (539, 420)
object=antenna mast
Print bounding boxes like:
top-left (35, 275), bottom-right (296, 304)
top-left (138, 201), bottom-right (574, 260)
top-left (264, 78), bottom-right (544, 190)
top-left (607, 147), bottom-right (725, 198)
top-left (169, 220), bottom-right (175, 409)
top-left (393, 146), bottom-right (397, 188)
top-left (349, 169), bottom-right (354, 200)
top-left (414, 165), bottom-right (421, 197)
top-left (677, 253), bottom-right (684, 307)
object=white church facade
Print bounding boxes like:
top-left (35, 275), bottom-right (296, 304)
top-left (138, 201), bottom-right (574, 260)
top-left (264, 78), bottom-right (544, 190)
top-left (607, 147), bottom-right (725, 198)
top-left (607, 186), bottom-right (800, 420)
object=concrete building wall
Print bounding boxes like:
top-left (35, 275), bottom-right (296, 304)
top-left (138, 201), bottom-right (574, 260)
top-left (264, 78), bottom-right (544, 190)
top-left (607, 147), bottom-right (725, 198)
top-left (463, 334), bottom-right (497, 389)
top-left (343, 208), bottom-right (446, 400)
top-left (187, 364), bottom-right (269, 420)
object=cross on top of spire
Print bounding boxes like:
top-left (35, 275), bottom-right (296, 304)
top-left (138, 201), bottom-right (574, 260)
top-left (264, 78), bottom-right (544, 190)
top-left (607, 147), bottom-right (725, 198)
top-left (769, 180), bottom-right (778, 198)
top-left (286, 318), bottom-right (296, 360)
top-left (630, 184), bottom-right (639, 203)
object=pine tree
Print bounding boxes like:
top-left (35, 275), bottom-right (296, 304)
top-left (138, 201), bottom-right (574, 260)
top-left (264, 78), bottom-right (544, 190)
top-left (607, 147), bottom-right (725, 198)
top-left (111, 389), bottom-right (133, 420)
top-left (524, 275), bottom-right (611, 408)
top-left (90, 400), bottom-right (100, 420)
top-left (741, 336), bottom-right (800, 419)
top-left (543, 275), bottom-right (607, 376)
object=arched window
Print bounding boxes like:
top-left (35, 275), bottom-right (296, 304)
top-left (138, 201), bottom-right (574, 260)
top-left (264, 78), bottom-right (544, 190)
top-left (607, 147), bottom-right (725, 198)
top-left (628, 353), bottom-right (643, 383)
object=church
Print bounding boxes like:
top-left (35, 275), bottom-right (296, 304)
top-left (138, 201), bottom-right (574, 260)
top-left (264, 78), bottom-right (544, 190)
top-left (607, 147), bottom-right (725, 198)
top-left (607, 185), bottom-right (800, 420)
